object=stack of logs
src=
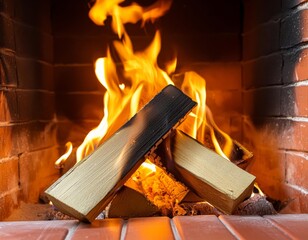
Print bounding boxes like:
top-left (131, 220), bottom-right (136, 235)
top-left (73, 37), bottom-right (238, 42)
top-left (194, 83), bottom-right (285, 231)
top-left (45, 85), bottom-right (276, 222)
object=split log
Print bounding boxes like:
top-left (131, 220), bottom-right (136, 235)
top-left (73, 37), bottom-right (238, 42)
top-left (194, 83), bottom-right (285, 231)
top-left (170, 130), bottom-right (256, 214)
top-left (45, 85), bottom-right (196, 222)
top-left (107, 187), bottom-right (160, 218)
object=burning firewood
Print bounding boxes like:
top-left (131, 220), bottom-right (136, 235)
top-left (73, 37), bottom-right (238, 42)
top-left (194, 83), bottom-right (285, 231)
top-left (45, 85), bottom-right (196, 222)
top-left (107, 186), bottom-right (160, 219)
top-left (169, 130), bottom-right (256, 214)
top-left (125, 159), bottom-right (189, 216)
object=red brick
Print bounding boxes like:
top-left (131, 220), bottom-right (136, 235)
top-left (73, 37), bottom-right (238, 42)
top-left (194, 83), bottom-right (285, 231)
top-left (285, 151), bottom-right (308, 189)
top-left (173, 215), bottom-right (235, 240)
top-left (0, 157), bottom-right (19, 193)
top-left (125, 217), bottom-right (174, 240)
top-left (281, 9), bottom-right (308, 48)
top-left (248, 149), bottom-right (286, 188)
top-left (283, 46), bottom-right (308, 83)
top-left (219, 215), bottom-right (289, 239)
top-left (243, 21), bottom-right (280, 60)
top-left (243, 53), bottom-right (282, 89)
top-left (0, 220), bottom-right (78, 240)
top-left (72, 219), bottom-right (123, 240)
top-left (265, 214), bottom-right (308, 239)
top-left (245, 118), bottom-right (308, 152)
top-left (279, 119), bottom-right (308, 151)
top-left (0, 121), bottom-right (58, 158)
top-left (278, 183), bottom-right (308, 213)
top-left (182, 62), bottom-right (241, 91)
top-left (207, 90), bottom-right (242, 115)
top-left (19, 147), bottom-right (60, 202)
top-left (0, 189), bottom-right (19, 220)
top-left (281, 85), bottom-right (308, 117)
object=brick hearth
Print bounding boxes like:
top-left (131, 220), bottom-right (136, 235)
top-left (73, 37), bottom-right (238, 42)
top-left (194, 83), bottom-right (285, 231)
top-left (1, 215), bottom-right (308, 239)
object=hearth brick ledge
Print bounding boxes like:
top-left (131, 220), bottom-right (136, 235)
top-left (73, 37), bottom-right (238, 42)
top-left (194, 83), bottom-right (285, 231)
top-left (0, 214), bottom-right (308, 239)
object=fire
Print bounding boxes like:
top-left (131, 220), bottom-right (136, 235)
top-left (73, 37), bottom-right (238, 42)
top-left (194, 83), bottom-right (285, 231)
top-left (55, 0), bottom-right (234, 176)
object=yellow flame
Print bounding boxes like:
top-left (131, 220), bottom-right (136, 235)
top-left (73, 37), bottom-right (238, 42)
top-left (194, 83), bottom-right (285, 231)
top-left (55, 142), bottom-right (73, 168)
top-left (55, 0), bottom-right (236, 167)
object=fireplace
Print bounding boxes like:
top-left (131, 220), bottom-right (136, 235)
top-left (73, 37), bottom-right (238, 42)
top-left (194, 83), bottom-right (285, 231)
top-left (0, 0), bottom-right (307, 221)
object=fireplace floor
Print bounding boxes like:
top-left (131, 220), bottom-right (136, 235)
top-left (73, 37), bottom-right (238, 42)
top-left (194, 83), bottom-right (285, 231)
top-left (1, 214), bottom-right (308, 239)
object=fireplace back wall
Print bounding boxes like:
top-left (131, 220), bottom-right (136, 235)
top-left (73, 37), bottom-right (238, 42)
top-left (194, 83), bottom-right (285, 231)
top-left (0, 0), bottom-right (307, 220)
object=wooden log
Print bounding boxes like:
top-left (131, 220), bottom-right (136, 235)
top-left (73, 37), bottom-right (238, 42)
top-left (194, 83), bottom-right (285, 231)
top-left (107, 186), bottom-right (160, 218)
top-left (45, 85), bottom-right (196, 222)
top-left (170, 130), bottom-right (256, 214)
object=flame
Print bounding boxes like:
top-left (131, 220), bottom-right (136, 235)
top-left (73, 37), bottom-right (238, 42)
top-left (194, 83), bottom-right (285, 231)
top-left (55, 0), bottom-right (234, 167)
top-left (55, 142), bottom-right (73, 168)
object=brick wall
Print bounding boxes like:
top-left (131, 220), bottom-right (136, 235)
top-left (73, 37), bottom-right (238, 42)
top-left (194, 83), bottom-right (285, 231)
top-left (242, 0), bottom-right (308, 212)
top-left (1, 0), bottom-right (307, 220)
top-left (0, 0), bottom-right (58, 219)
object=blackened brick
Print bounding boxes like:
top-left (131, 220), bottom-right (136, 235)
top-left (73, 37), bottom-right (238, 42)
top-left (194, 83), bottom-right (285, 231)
top-left (51, 0), bottom-right (105, 36)
top-left (282, 0), bottom-right (308, 10)
top-left (243, 53), bottom-right (282, 89)
top-left (14, 0), bottom-right (51, 33)
top-left (283, 46), bottom-right (308, 83)
top-left (244, 87), bottom-right (281, 117)
top-left (243, 20), bottom-right (280, 60)
top-left (54, 36), bottom-right (108, 64)
top-left (16, 90), bottom-right (55, 121)
top-left (281, 85), bottom-right (308, 117)
top-left (0, 90), bottom-right (18, 122)
top-left (0, 51), bottom-right (17, 86)
top-left (16, 57), bottom-right (53, 90)
top-left (161, 0), bottom-right (241, 35)
top-left (0, 15), bottom-right (15, 50)
top-left (243, 0), bottom-right (281, 31)
top-left (0, 0), bottom-right (14, 17)
top-left (55, 64), bottom-right (103, 92)
top-left (56, 92), bottom-right (104, 120)
top-left (281, 9), bottom-right (308, 48)
top-left (14, 23), bottom-right (53, 62)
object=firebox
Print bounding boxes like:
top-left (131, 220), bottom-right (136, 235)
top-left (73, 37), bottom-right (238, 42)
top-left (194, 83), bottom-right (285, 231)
top-left (0, 0), bottom-right (307, 221)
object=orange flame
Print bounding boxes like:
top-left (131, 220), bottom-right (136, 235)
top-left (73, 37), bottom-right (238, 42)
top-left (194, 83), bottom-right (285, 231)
top-left (55, 0), bottom-right (234, 167)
